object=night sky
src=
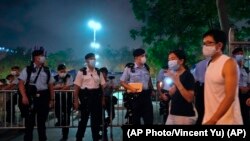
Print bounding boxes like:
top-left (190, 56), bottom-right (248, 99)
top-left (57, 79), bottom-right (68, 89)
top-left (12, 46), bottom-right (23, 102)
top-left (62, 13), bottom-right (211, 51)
top-left (0, 0), bottom-right (142, 58)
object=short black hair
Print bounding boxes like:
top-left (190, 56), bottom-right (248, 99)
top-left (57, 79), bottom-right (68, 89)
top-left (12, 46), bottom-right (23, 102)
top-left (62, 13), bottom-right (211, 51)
top-left (11, 66), bottom-right (20, 70)
top-left (57, 64), bottom-right (66, 71)
top-left (85, 53), bottom-right (95, 60)
top-left (100, 67), bottom-right (108, 74)
top-left (202, 29), bottom-right (227, 51)
top-left (6, 74), bottom-right (14, 80)
top-left (133, 48), bottom-right (145, 57)
top-left (169, 49), bottom-right (187, 64)
top-left (32, 47), bottom-right (45, 60)
top-left (232, 47), bottom-right (243, 55)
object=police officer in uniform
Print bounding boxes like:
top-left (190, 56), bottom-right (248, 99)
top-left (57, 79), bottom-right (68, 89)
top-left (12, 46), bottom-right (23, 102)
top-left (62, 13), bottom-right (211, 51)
top-left (18, 47), bottom-right (54, 141)
top-left (120, 48), bottom-right (154, 125)
top-left (232, 47), bottom-right (250, 125)
top-left (156, 66), bottom-right (171, 124)
top-left (73, 53), bottom-right (106, 141)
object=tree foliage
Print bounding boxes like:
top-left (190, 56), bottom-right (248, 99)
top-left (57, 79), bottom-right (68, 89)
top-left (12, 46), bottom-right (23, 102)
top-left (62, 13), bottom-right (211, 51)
top-left (130, 0), bottom-right (250, 74)
top-left (0, 47), bottom-right (31, 78)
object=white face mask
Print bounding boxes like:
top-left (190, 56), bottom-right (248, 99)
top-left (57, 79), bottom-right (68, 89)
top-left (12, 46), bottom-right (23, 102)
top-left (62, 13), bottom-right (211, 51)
top-left (88, 59), bottom-right (96, 67)
top-left (202, 45), bottom-right (217, 58)
top-left (168, 60), bottom-right (179, 71)
top-left (6, 80), bottom-right (11, 84)
top-left (59, 72), bottom-right (66, 78)
top-left (141, 56), bottom-right (146, 64)
top-left (235, 55), bottom-right (244, 62)
top-left (39, 56), bottom-right (46, 64)
top-left (10, 71), bottom-right (17, 76)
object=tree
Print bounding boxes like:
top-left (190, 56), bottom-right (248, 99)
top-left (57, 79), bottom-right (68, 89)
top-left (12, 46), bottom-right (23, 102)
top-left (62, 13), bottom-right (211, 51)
top-left (130, 0), bottom-right (250, 75)
top-left (98, 46), bottom-right (133, 72)
top-left (0, 47), bottom-right (31, 78)
top-left (47, 48), bottom-right (74, 70)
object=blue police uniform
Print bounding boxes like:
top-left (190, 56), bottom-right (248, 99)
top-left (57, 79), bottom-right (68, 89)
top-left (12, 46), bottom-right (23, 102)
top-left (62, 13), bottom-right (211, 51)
top-left (120, 63), bottom-right (153, 125)
top-left (19, 64), bottom-right (54, 141)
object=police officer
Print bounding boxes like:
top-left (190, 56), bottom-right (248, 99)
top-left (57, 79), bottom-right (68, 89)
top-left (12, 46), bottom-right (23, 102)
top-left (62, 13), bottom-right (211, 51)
top-left (156, 65), bottom-right (171, 124)
top-left (193, 58), bottom-right (210, 125)
top-left (18, 47), bottom-right (54, 141)
top-left (54, 64), bottom-right (73, 140)
top-left (120, 48), bottom-right (154, 125)
top-left (73, 53), bottom-right (106, 141)
top-left (232, 47), bottom-right (250, 125)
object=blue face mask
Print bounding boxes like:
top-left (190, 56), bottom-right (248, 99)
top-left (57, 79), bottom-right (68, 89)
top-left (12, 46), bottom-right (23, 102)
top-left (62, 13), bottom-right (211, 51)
top-left (168, 60), bottom-right (179, 71)
top-left (235, 55), bottom-right (244, 62)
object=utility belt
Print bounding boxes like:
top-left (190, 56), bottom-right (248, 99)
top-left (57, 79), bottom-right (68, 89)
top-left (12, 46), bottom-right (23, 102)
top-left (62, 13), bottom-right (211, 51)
top-left (24, 84), bottom-right (49, 98)
top-left (80, 87), bottom-right (101, 93)
top-left (34, 89), bottom-right (50, 98)
top-left (79, 88), bottom-right (102, 99)
top-left (123, 89), bottom-right (151, 100)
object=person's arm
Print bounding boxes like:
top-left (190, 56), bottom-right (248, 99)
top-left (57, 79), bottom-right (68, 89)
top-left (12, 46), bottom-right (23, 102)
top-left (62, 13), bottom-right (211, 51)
top-left (18, 80), bottom-right (29, 105)
top-left (18, 68), bottom-right (29, 105)
top-left (48, 83), bottom-right (54, 108)
top-left (205, 58), bottom-right (238, 124)
top-left (2, 83), bottom-right (16, 90)
top-left (167, 70), bottom-right (194, 103)
top-left (100, 72), bottom-right (106, 106)
top-left (174, 78), bottom-right (194, 103)
top-left (246, 98), bottom-right (250, 106)
top-left (73, 71), bottom-right (82, 110)
top-left (49, 83), bottom-right (54, 100)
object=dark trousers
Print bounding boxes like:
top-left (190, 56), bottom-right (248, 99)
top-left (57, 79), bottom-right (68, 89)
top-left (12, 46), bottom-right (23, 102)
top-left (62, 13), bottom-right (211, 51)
top-left (239, 91), bottom-right (250, 125)
top-left (6, 93), bottom-right (17, 123)
top-left (103, 96), bottom-right (116, 140)
top-left (159, 89), bottom-right (170, 124)
top-left (55, 92), bottom-right (72, 137)
top-left (23, 90), bottom-right (50, 141)
top-left (129, 90), bottom-right (153, 125)
top-left (104, 95), bottom-right (116, 121)
top-left (76, 89), bottom-right (102, 141)
top-left (194, 81), bottom-right (204, 125)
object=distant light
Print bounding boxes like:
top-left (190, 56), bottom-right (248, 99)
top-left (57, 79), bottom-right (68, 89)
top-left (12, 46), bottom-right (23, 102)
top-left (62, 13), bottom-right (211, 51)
top-left (90, 42), bottom-right (100, 49)
top-left (95, 54), bottom-right (100, 59)
top-left (88, 20), bottom-right (101, 31)
top-left (96, 61), bottom-right (100, 66)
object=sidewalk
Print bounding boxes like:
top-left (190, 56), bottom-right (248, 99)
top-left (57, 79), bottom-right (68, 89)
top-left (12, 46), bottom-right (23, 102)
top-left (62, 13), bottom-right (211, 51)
top-left (1, 127), bottom-right (123, 141)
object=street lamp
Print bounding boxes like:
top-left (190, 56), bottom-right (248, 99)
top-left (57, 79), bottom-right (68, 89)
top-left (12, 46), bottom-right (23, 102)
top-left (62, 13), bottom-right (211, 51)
top-left (88, 20), bottom-right (101, 49)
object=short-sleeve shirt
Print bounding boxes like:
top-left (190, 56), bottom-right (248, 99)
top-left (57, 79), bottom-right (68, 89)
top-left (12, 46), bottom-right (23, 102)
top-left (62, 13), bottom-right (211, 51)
top-left (193, 59), bottom-right (210, 83)
top-left (239, 67), bottom-right (249, 87)
top-left (120, 63), bottom-right (150, 90)
top-left (73, 67), bottom-right (106, 89)
top-left (170, 70), bottom-right (196, 116)
top-left (18, 65), bottom-right (54, 91)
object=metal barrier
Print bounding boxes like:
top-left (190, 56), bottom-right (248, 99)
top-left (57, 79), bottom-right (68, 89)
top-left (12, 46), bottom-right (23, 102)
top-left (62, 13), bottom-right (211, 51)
top-left (0, 89), bottom-right (164, 129)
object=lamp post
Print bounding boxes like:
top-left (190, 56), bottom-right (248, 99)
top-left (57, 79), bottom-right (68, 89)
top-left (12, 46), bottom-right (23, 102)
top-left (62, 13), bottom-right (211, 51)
top-left (88, 20), bottom-right (101, 49)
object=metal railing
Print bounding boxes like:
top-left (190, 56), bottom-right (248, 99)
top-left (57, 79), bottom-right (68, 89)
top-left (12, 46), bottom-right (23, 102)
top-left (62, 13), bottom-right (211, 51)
top-left (0, 89), bottom-right (164, 129)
